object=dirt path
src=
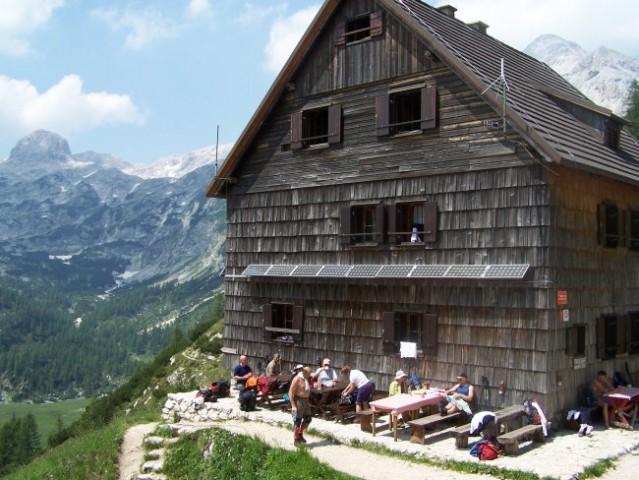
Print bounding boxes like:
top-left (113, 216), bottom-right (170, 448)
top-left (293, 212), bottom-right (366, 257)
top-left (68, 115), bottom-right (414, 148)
top-left (118, 422), bottom-right (158, 480)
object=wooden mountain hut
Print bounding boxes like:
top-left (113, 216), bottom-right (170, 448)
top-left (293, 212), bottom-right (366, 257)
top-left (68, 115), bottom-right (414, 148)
top-left (206, 0), bottom-right (639, 421)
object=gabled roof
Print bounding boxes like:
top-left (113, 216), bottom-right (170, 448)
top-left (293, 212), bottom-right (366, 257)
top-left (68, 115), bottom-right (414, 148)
top-left (207, 0), bottom-right (639, 197)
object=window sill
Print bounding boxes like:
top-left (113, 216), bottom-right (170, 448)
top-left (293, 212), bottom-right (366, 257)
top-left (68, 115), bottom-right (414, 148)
top-left (389, 130), bottom-right (422, 138)
top-left (349, 243), bottom-right (380, 249)
top-left (303, 142), bottom-right (330, 150)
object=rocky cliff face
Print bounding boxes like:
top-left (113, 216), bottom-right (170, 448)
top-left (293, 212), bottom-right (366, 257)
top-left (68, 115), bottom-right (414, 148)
top-left (525, 34), bottom-right (639, 116)
top-left (0, 130), bottom-right (225, 291)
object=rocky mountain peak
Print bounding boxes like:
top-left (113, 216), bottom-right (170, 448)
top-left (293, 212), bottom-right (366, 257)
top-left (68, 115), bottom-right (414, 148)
top-left (8, 129), bottom-right (72, 164)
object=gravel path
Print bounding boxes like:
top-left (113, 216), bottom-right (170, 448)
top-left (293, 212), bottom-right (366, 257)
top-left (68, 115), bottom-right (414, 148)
top-left (119, 422), bottom-right (158, 480)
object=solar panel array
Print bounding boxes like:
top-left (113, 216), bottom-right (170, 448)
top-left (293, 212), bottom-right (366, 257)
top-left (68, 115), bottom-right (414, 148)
top-left (241, 264), bottom-right (530, 279)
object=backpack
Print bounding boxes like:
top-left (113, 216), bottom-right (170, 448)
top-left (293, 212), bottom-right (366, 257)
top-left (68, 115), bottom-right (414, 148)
top-left (523, 398), bottom-right (541, 424)
top-left (196, 388), bottom-right (217, 403)
top-left (257, 377), bottom-right (278, 395)
top-left (210, 379), bottom-right (231, 398)
top-left (239, 389), bottom-right (257, 411)
top-left (612, 372), bottom-right (628, 388)
top-left (477, 440), bottom-right (502, 461)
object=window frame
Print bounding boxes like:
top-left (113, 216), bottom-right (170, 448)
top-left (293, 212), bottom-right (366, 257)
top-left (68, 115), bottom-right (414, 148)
top-left (376, 83), bottom-right (437, 137)
top-left (596, 313), bottom-right (625, 359)
top-left (597, 203), bottom-right (623, 248)
top-left (340, 203), bottom-right (385, 246)
top-left (335, 11), bottom-right (383, 46)
top-left (565, 323), bottom-right (587, 357)
top-left (627, 209), bottom-right (639, 251)
top-left (291, 104), bottom-right (342, 150)
top-left (262, 303), bottom-right (304, 344)
top-left (388, 200), bottom-right (438, 245)
top-left (381, 311), bottom-right (437, 356)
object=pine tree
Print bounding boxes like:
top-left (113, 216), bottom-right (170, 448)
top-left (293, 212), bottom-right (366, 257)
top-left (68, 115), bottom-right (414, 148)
top-left (625, 79), bottom-right (639, 138)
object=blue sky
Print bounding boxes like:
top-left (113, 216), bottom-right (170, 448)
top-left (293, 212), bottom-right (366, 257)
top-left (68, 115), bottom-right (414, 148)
top-left (1, 0), bottom-right (638, 165)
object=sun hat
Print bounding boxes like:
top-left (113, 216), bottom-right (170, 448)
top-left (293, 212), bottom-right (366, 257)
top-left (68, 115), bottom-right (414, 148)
top-left (294, 364), bottom-right (304, 371)
top-left (322, 358), bottom-right (331, 366)
top-left (395, 369), bottom-right (408, 380)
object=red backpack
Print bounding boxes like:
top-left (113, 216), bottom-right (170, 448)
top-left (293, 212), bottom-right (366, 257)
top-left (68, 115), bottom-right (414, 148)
top-left (478, 440), bottom-right (502, 461)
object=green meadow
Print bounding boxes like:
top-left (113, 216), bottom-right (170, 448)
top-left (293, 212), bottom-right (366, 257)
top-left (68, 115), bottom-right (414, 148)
top-left (0, 398), bottom-right (90, 448)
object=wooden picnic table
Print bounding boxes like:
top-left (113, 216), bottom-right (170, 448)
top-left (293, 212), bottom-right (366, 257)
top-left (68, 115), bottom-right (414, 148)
top-left (310, 381), bottom-right (348, 417)
top-left (369, 390), bottom-right (444, 441)
top-left (603, 386), bottom-right (639, 430)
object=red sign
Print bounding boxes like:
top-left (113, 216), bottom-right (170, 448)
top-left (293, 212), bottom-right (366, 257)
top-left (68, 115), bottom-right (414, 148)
top-left (557, 290), bottom-right (568, 306)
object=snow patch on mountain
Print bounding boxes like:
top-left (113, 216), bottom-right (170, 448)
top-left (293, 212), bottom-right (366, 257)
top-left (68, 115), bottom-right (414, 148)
top-left (525, 34), bottom-right (639, 116)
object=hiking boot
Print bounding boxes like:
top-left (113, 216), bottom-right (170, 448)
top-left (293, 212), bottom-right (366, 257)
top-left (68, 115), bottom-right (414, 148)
top-left (294, 436), bottom-right (302, 446)
top-left (298, 435), bottom-right (307, 443)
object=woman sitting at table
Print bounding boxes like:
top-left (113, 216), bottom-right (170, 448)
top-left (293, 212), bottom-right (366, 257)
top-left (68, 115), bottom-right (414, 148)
top-left (389, 370), bottom-right (408, 396)
top-left (440, 372), bottom-right (474, 416)
top-left (591, 370), bottom-right (615, 428)
top-left (340, 365), bottom-right (374, 413)
top-left (312, 358), bottom-right (339, 387)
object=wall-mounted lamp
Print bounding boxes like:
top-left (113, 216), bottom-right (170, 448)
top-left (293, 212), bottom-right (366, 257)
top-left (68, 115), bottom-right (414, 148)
top-left (498, 380), bottom-right (506, 396)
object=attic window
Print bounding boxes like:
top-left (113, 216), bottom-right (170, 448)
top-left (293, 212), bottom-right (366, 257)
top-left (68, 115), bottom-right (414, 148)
top-left (335, 11), bottom-right (383, 46)
top-left (604, 123), bottom-right (621, 150)
top-left (291, 104), bottom-right (342, 149)
top-left (376, 83), bottom-right (437, 136)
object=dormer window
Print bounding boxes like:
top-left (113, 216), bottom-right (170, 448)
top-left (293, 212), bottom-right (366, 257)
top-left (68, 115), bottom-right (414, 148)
top-left (604, 121), bottom-right (621, 150)
top-left (335, 11), bottom-right (383, 46)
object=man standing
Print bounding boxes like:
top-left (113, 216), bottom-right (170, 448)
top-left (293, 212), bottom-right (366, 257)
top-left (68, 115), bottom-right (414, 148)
top-left (233, 355), bottom-right (253, 390)
top-left (289, 366), bottom-right (312, 445)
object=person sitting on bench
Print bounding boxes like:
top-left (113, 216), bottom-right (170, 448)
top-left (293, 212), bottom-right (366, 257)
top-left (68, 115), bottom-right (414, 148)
top-left (591, 370), bottom-right (615, 428)
top-left (440, 372), bottom-right (474, 416)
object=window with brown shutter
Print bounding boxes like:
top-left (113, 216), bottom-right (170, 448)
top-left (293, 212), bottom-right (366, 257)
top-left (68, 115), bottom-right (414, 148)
top-left (263, 302), bottom-right (304, 344)
top-left (376, 83), bottom-right (437, 137)
top-left (629, 312), bottom-right (639, 355)
top-left (381, 311), bottom-right (438, 356)
top-left (596, 314), bottom-right (621, 359)
top-left (388, 200), bottom-right (438, 245)
top-left (597, 203), bottom-right (622, 248)
top-left (340, 203), bottom-right (385, 245)
top-left (290, 104), bottom-right (342, 150)
top-left (336, 11), bottom-right (383, 45)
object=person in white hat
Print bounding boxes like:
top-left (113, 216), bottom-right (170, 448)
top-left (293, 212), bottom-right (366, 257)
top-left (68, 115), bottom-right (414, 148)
top-left (312, 358), bottom-right (338, 387)
top-left (389, 369), bottom-right (409, 396)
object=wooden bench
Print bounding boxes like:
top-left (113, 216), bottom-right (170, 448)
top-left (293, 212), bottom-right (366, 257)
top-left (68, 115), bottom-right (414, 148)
top-left (326, 402), bottom-right (356, 423)
top-left (355, 409), bottom-right (375, 432)
top-left (452, 404), bottom-right (524, 448)
top-left (408, 412), bottom-right (465, 444)
top-left (496, 423), bottom-right (545, 456)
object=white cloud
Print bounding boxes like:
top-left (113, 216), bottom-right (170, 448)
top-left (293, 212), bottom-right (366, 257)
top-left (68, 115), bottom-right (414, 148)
top-left (0, 74), bottom-right (145, 140)
top-left (263, 4), bottom-right (320, 73)
top-left (91, 6), bottom-right (179, 51)
top-left (186, 0), bottom-right (213, 19)
top-left (0, 0), bottom-right (64, 56)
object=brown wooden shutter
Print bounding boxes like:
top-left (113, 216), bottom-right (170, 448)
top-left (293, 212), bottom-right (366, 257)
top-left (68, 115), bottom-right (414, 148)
top-left (387, 204), bottom-right (397, 244)
top-left (370, 11), bottom-right (383, 37)
top-left (421, 82), bottom-right (437, 130)
top-left (375, 93), bottom-right (389, 136)
top-left (616, 314), bottom-right (626, 355)
top-left (626, 210), bottom-right (633, 248)
top-left (382, 311), bottom-right (396, 354)
top-left (291, 111), bottom-right (303, 150)
top-left (619, 209), bottom-right (626, 247)
top-left (328, 104), bottom-right (342, 144)
top-left (262, 304), bottom-right (273, 340)
top-left (597, 203), bottom-right (607, 246)
top-left (421, 314), bottom-right (437, 356)
top-left (423, 200), bottom-right (438, 242)
top-left (596, 315), bottom-right (605, 359)
top-left (293, 305), bottom-right (304, 343)
top-left (374, 203), bottom-right (385, 243)
top-left (340, 205), bottom-right (352, 245)
top-left (334, 19), bottom-right (346, 46)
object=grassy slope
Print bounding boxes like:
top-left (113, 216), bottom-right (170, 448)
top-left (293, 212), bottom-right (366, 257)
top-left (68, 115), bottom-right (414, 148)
top-left (0, 398), bottom-right (90, 449)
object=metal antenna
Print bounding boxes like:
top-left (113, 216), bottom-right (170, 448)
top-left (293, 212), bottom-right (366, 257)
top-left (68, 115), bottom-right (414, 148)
top-left (482, 58), bottom-right (510, 134)
top-left (214, 125), bottom-right (219, 175)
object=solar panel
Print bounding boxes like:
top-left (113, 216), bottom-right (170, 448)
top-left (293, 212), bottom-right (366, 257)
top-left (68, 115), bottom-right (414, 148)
top-left (292, 265), bottom-right (322, 276)
top-left (317, 265), bottom-right (351, 277)
top-left (378, 265), bottom-right (414, 277)
top-left (242, 265), bottom-right (271, 276)
top-left (484, 264), bottom-right (529, 278)
top-left (446, 265), bottom-right (487, 277)
top-left (266, 265), bottom-right (296, 276)
top-left (411, 265), bottom-right (450, 277)
top-left (348, 265), bottom-right (382, 277)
